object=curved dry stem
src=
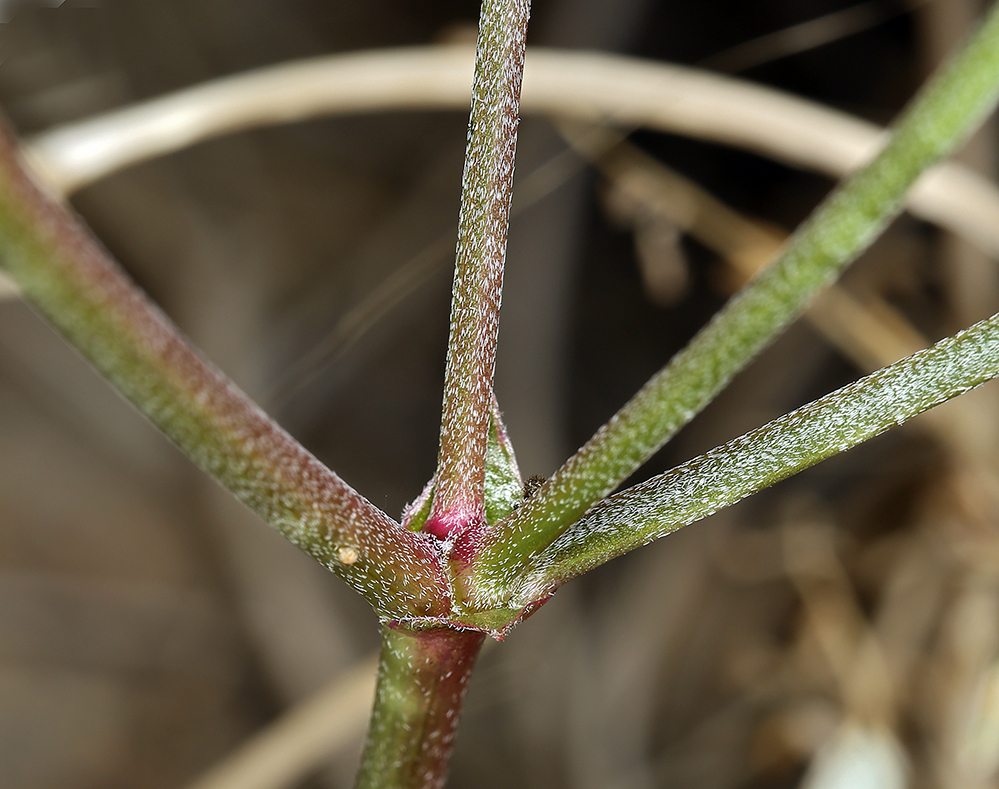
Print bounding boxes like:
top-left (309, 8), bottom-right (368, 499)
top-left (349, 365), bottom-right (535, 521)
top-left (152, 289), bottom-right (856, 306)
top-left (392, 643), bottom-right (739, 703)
top-left (23, 45), bottom-right (999, 258)
top-left (0, 121), bottom-right (449, 621)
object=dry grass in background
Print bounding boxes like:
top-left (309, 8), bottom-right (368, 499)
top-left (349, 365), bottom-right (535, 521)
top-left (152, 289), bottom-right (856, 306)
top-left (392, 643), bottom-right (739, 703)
top-left (2, 1), bottom-right (999, 788)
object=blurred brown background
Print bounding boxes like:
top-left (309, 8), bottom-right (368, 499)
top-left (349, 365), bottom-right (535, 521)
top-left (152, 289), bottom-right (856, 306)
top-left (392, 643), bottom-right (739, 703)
top-left (2, 0), bottom-right (999, 787)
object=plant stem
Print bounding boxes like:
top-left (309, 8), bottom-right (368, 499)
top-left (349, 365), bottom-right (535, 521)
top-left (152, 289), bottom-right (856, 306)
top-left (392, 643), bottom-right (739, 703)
top-left (465, 0), bottom-right (999, 605)
top-left (427, 0), bottom-right (531, 540)
top-left (354, 625), bottom-right (485, 789)
top-left (0, 120), bottom-right (449, 621)
top-left (512, 309), bottom-right (999, 601)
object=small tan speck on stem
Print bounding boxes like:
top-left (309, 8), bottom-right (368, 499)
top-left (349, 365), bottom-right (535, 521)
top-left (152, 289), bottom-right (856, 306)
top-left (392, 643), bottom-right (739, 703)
top-left (338, 546), bottom-right (359, 566)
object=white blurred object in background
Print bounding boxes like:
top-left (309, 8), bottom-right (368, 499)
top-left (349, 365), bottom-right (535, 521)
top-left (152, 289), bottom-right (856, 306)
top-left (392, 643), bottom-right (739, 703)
top-left (800, 723), bottom-right (909, 789)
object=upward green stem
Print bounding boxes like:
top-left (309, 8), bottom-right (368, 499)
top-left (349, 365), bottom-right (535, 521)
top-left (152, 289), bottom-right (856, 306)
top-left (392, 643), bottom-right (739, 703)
top-left (516, 309), bottom-right (999, 601)
top-left (428, 0), bottom-right (531, 540)
top-left (463, 0), bottom-right (999, 606)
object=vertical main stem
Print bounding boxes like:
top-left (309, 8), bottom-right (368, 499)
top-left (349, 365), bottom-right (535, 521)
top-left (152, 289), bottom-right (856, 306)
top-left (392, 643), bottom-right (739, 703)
top-left (355, 626), bottom-right (486, 789)
top-left (428, 0), bottom-right (531, 540)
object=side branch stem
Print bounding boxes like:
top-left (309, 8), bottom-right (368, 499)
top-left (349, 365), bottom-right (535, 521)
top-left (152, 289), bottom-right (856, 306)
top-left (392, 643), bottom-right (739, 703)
top-left (517, 309), bottom-right (999, 599)
top-left (0, 120), bottom-right (448, 621)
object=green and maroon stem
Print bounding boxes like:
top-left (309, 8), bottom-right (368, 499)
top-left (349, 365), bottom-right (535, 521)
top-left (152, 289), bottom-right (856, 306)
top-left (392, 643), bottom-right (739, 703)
top-left (426, 0), bottom-right (531, 542)
top-left (355, 625), bottom-right (486, 789)
top-left (352, 2), bottom-right (534, 785)
top-left (0, 121), bottom-right (449, 622)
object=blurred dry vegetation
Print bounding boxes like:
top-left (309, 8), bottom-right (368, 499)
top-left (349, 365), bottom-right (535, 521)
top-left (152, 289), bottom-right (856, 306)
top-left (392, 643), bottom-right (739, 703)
top-left (2, 0), bottom-right (999, 788)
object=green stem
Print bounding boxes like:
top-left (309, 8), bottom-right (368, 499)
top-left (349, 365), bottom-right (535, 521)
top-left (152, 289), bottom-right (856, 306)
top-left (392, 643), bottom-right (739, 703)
top-left (0, 120), bottom-right (449, 621)
top-left (513, 310), bottom-right (999, 603)
top-left (355, 625), bottom-right (485, 789)
top-left (428, 0), bottom-right (531, 540)
top-left (464, 0), bottom-right (999, 605)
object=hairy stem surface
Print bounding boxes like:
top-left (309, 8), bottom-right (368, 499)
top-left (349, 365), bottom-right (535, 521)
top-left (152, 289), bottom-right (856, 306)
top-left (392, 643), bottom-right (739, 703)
top-left (514, 309), bottom-right (999, 600)
top-left (0, 121), bottom-right (448, 620)
top-left (355, 626), bottom-right (485, 789)
top-left (428, 0), bottom-right (531, 540)
top-left (466, 0), bottom-right (999, 604)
